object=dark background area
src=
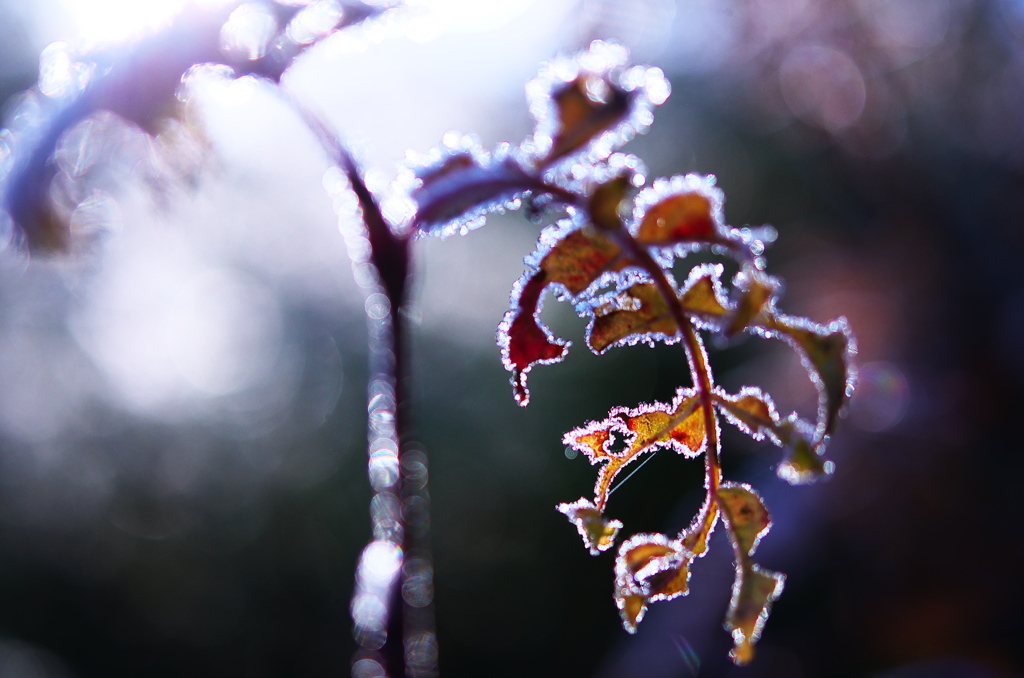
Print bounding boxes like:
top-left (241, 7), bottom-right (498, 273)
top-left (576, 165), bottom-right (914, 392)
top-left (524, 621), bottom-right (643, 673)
top-left (1, 1), bottom-right (1023, 677)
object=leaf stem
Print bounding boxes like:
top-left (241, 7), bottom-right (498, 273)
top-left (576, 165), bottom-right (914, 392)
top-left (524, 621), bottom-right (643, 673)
top-left (601, 222), bottom-right (723, 555)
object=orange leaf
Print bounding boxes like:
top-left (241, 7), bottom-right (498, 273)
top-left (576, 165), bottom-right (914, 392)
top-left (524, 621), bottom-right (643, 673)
top-left (632, 174), bottom-right (727, 249)
top-left (538, 226), bottom-right (625, 296)
top-left (637, 191), bottom-right (715, 243)
top-left (584, 264), bottom-right (734, 354)
top-left (679, 264), bottom-right (731, 323)
top-left (498, 220), bottom-right (629, 405)
top-left (564, 388), bottom-right (704, 512)
top-left (717, 483), bottom-right (784, 666)
top-left (556, 498), bottom-right (623, 555)
top-left (587, 283), bottom-right (678, 353)
top-left (726, 267), bottom-right (780, 337)
top-left (544, 74), bottom-right (632, 165)
top-left (613, 533), bottom-right (693, 632)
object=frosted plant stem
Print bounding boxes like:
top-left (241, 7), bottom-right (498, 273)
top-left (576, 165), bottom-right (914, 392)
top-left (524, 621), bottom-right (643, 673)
top-left (282, 90), bottom-right (437, 678)
top-left (605, 226), bottom-right (722, 553)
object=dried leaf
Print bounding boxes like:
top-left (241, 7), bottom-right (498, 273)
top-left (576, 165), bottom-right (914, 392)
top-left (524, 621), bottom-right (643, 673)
top-left (538, 227), bottom-right (625, 296)
top-left (545, 74), bottom-right (631, 165)
top-left (770, 316), bottom-right (856, 436)
top-left (717, 484), bottom-right (771, 557)
top-left (679, 264), bottom-right (731, 323)
top-left (526, 41), bottom-right (669, 169)
top-left (726, 267), bottom-right (780, 337)
top-left (613, 533), bottom-right (693, 632)
top-left (588, 174), bottom-right (632, 232)
top-left (564, 388), bottom-right (705, 511)
top-left (636, 191), bottom-right (715, 244)
top-left (556, 498), bottom-right (623, 555)
top-left (409, 151), bottom-right (535, 236)
top-left (617, 593), bottom-right (648, 633)
top-left (631, 174), bottom-right (730, 250)
top-left (715, 387), bottom-right (782, 443)
top-left (776, 419), bottom-right (832, 485)
top-left (585, 264), bottom-right (735, 353)
top-left (717, 483), bottom-right (784, 665)
top-left (498, 271), bottom-right (569, 406)
top-left (587, 283), bottom-right (677, 353)
top-left (498, 222), bottom-right (631, 405)
top-left (726, 564), bottom-right (785, 666)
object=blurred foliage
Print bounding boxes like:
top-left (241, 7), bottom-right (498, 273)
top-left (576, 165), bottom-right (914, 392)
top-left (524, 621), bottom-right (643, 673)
top-left (0, 0), bottom-right (1022, 677)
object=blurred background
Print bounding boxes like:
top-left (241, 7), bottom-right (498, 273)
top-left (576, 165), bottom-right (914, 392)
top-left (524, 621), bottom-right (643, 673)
top-left (0, 0), bottom-right (1022, 676)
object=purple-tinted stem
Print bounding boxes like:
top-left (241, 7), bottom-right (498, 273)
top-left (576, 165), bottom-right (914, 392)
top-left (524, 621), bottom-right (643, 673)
top-left (284, 94), bottom-right (438, 677)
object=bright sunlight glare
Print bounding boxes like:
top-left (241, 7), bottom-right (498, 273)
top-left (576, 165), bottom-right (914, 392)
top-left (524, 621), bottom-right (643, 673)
top-left (59, 0), bottom-right (540, 47)
top-left (58, 0), bottom-right (233, 46)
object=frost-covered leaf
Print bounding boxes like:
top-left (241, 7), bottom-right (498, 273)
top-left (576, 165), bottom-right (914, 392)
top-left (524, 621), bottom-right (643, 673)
top-left (525, 40), bottom-right (669, 169)
top-left (717, 483), bottom-right (784, 666)
top-left (563, 388), bottom-right (704, 511)
top-left (629, 173), bottom-right (761, 260)
top-left (537, 226), bottom-right (626, 296)
top-left (715, 387), bottom-right (782, 443)
top-left (726, 564), bottom-right (786, 666)
top-left (634, 177), bottom-right (719, 244)
top-left (585, 264), bottom-right (734, 353)
top-left (404, 140), bottom-right (535, 237)
top-left (679, 264), bottom-right (731, 324)
top-left (556, 498), bottom-right (622, 555)
top-left (498, 221), bottom-right (629, 405)
top-left (769, 316), bottom-right (856, 436)
top-left (587, 283), bottom-right (677, 353)
top-left (498, 271), bottom-right (569, 406)
top-left (545, 74), bottom-right (631, 165)
top-left (715, 391), bottom-right (833, 484)
top-left (717, 484), bottom-right (771, 556)
top-left (776, 419), bottom-right (832, 485)
top-left (588, 173), bottom-right (632, 232)
top-left (613, 533), bottom-right (693, 632)
top-left (725, 265), bottom-right (854, 437)
top-left (726, 267), bottom-right (781, 337)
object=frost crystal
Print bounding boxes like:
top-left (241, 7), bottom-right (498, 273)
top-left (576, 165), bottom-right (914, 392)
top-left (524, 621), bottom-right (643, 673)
top-left (523, 40), bottom-right (669, 173)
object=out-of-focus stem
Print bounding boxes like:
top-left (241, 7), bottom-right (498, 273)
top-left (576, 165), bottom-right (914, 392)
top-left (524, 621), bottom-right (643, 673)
top-left (283, 91), bottom-right (436, 678)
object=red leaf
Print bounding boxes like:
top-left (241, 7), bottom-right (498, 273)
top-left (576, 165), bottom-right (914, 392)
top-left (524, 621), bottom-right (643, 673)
top-left (498, 219), bottom-right (630, 405)
top-left (407, 146), bottom-right (536, 237)
top-left (498, 270), bottom-right (569, 406)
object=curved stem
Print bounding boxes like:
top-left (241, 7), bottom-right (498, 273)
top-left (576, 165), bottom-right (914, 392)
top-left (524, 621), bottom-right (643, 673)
top-left (605, 228), bottom-right (722, 555)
